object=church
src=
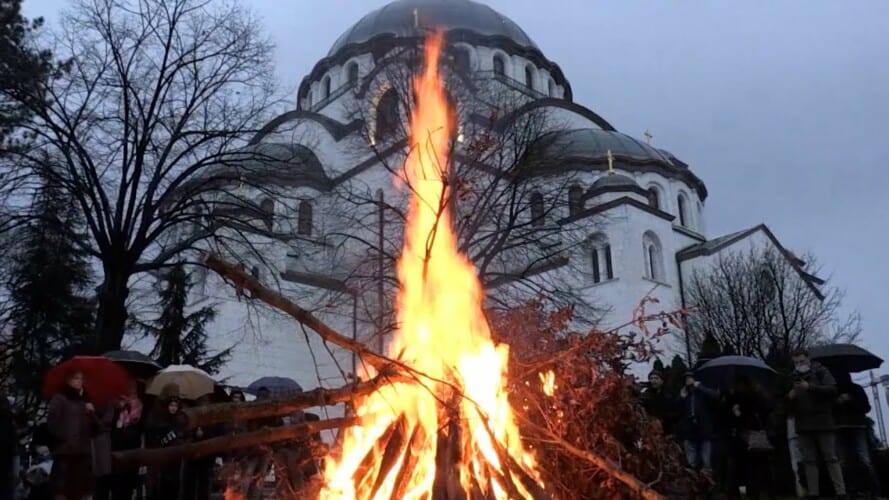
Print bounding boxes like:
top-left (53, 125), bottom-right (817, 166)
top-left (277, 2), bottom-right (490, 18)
top-left (190, 0), bottom-right (825, 392)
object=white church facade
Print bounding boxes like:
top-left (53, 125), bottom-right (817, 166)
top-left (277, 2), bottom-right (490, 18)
top-left (186, 0), bottom-right (825, 392)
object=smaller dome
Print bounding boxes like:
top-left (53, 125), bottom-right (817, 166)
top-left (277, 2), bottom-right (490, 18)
top-left (592, 173), bottom-right (638, 189)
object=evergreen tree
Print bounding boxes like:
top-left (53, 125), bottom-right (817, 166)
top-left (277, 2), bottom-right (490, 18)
top-left (697, 331), bottom-right (722, 365)
top-left (652, 358), bottom-right (666, 373)
top-left (146, 266), bottom-right (230, 375)
top-left (666, 355), bottom-right (689, 394)
top-left (3, 178), bottom-right (94, 416)
top-left (0, 0), bottom-right (53, 146)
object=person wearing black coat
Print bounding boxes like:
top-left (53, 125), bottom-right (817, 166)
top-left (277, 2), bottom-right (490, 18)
top-left (641, 370), bottom-right (679, 436)
top-left (724, 376), bottom-right (772, 499)
top-left (145, 391), bottom-right (186, 500)
top-left (833, 371), bottom-right (880, 497)
top-left (0, 393), bottom-right (16, 500)
top-left (677, 372), bottom-right (719, 471)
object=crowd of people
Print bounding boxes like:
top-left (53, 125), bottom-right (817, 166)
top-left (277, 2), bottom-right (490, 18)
top-left (640, 349), bottom-right (882, 499)
top-left (1, 368), bottom-right (320, 500)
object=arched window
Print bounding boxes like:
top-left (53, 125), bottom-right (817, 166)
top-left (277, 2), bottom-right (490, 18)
top-left (346, 62), bottom-right (359, 87)
top-left (547, 79), bottom-right (557, 97)
top-left (647, 187), bottom-right (660, 210)
top-left (454, 47), bottom-right (471, 74)
top-left (643, 231), bottom-right (664, 281)
top-left (568, 184), bottom-right (583, 216)
top-left (259, 198), bottom-right (274, 231)
top-left (524, 65), bottom-right (535, 89)
top-left (529, 191), bottom-right (544, 227)
top-left (677, 193), bottom-right (690, 227)
top-left (374, 88), bottom-right (399, 141)
top-left (589, 233), bottom-right (614, 283)
top-left (493, 53), bottom-right (507, 77)
top-left (321, 76), bottom-right (331, 100)
top-left (297, 200), bottom-right (313, 236)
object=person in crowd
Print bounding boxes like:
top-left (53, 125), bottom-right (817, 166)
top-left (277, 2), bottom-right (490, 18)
top-left (46, 370), bottom-right (97, 500)
top-left (724, 376), bottom-right (772, 499)
top-left (145, 384), bottom-right (185, 500)
top-left (833, 370), bottom-right (880, 497)
top-left (641, 369), bottom-right (678, 435)
top-left (244, 387), bottom-right (282, 500)
top-left (184, 395), bottom-right (219, 500)
top-left (111, 381), bottom-right (144, 500)
top-left (273, 410), bottom-right (311, 497)
top-left (787, 349), bottom-right (846, 498)
top-left (677, 372), bottom-right (719, 471)
top-left (92, 401), bottom-right (115, 500)
top-left (0, 391), bottom-right (16, 500)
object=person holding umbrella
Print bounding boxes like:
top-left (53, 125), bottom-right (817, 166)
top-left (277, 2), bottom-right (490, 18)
top-left (833, 370), bottom-right (880, 497)
top-left (43, 357), bottom-right (131, 500)
top-left (46, 369), bottom-right (97, 500)
top-left (787, 349), bottom-right (847, 498)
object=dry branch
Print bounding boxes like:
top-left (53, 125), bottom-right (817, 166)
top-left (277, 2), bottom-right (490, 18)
top-left (204, 253), bottom-right (390, 369)
top-left (112, 417), bottom-right (354, 468)
top-left (182, 370), bottom-right (405, 429)
top-left (519, 414), bottom-right (665, 500)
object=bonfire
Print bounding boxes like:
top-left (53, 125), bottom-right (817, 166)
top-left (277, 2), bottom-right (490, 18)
top-left (319, 33), bottom-right (546, 499)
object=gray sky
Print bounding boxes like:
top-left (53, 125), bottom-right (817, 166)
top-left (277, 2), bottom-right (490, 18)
top-left (23, 1), bottom-right (889, 358)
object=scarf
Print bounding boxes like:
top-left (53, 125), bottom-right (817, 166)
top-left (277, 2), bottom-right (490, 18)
top-left (116, 395), bottom-right (143, 428)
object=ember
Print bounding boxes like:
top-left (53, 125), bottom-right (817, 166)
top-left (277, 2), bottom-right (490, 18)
top-left (320, 33), bottom-right (546, 499)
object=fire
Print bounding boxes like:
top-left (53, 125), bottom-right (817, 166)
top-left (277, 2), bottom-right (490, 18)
top-left (321, 33), bottom-right (544, 499)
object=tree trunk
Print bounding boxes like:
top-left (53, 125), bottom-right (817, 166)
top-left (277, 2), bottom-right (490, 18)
top-left (95, 263), bottom-right (131, 352)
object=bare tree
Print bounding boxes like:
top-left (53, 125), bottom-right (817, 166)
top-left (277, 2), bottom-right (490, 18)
top-left (683, 246), bottom-right (860, 360)
top-left (306, 45), bottom-right (605, 348)
top-left (0, 0), bottom-right (299, 351)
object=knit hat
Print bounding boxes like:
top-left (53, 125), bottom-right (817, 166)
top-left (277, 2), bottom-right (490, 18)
top-left (648, 369), bottom-right (664, 380)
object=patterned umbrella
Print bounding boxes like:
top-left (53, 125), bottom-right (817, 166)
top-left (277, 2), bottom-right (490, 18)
top-left (43, 356), bottom-right (132, 407)
top-left (102, 350), bottom-right (162, 379)
top-left (146, 365), bottom-right (216, 400)
top-left (246, 376), bottom-right (303, 399)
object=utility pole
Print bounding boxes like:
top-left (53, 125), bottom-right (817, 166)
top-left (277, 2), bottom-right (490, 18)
top-left (863, 371), bottom-right (887, 445)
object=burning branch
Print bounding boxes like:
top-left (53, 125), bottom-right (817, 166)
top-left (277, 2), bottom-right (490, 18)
top-left (181, 370), bottom-right (406, 430)
top-left (112, 417), bottom-right (353, 468)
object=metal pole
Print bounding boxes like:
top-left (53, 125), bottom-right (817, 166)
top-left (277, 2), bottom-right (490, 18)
top-left (870, 371), bottom-right (887, 445)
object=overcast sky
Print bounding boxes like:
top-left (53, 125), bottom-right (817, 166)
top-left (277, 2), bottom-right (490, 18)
top-left (22, 1), bottom-right (889, 359)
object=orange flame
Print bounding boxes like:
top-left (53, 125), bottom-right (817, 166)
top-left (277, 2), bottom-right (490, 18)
top-left (321, 33), bottom-right (543, 499)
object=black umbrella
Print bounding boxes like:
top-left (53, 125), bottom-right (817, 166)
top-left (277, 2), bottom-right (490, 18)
top-left (695, 355), bottom-right (777, 390)
top-left (102, 350), bottom-right (163, 379)
top-left (809, 343), bottom-right (883, 373)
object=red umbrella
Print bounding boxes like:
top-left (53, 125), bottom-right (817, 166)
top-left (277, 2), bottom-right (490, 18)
top-left (43, 356), bottom-right (132, 407)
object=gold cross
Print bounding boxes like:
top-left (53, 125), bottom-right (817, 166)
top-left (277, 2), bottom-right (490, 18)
top-left (606, 149), bottom-right (614, 174)
top-left (644, 130), bottom-right (653, 144)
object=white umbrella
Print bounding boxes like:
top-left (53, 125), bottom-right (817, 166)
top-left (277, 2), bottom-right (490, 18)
top-left (146, 364), bottom-right (216, 400)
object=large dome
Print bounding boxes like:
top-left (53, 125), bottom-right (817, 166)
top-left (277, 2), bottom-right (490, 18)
top-left (327, 0), bottom-right (539, 57)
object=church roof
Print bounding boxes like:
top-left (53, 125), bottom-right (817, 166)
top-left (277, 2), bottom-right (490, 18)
top-left (592, 173), bottom-right (639, 189)
top-left (327, 0), bottom-right (539, 57)
top-left (536, 128), bottom-right (678, 166)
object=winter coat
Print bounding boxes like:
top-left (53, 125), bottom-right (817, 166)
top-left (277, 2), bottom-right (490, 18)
top-left (788, 361), bottom-right (838, 433)
top-left (92, 403), bottom-right (115, 476)
top-left (111, 402), bottom-right (144, 452)
top-left (146, 408), bottom-right (186, 449)
top-left (46, 387), bottom-right (95, 456)
top-left (677, 383), bottom-right (720, 441)
top-left (641, 387), bottom-right (679, 435)
top-left (834, 382), bottom-right (870, 429)
top-left (726, 390), bottom-right (770, 435)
